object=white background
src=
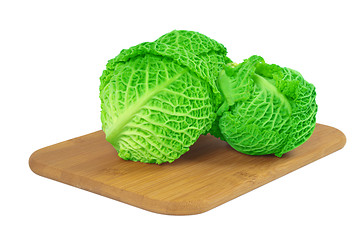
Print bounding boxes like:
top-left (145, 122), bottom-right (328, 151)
top-left (1, 0), bottom-right (360, 239)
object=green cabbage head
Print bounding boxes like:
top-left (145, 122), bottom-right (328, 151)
top-left (99, 30), bottom-right (230, 164)
top-left (211, 55), bottom-right (318, 157)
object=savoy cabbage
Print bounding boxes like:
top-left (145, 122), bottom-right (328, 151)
top-left (211, 55), bottom-right (317, 157)
top-left (100, 30), bottom-right (318, 164)
top-left (100, 30), bottom-right (230, 164)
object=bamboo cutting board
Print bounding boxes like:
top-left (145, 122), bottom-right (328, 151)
top-left (29, 123), bottom-right (346, 215)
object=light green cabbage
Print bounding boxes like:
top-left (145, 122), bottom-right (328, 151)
top-left (99, 30), bottom-right (230, 164)
top-left (211, 55), bottom-right (318, 157)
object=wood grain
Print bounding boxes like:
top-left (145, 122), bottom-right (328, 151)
top-left (29, 123), bottom-right (346, 215)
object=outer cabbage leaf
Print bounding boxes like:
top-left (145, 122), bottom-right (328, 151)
top-left (100, 30), bottom-right (229, 164)
top-left (212, 55), bottom-right (317, 157)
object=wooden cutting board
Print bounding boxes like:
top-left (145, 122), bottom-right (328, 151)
top-left (29, 123), bottom-right (346, 215)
